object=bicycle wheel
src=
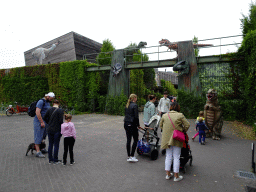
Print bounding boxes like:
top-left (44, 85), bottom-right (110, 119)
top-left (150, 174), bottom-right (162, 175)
top-left (6, 109), bottom-right (13, 116)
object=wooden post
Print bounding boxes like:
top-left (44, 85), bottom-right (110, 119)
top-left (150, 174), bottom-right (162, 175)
top-left (107, 50), bottom-right (129, 97)
top-left (177, 41), bottom-right (201, 96)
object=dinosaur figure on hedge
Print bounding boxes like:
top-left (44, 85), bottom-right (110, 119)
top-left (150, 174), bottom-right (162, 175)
top-left (204, 89), bottom-right (223, 140)
top-left (159, 39), bottom-right (212, 55)
top-left (124, 41), bottom-right (147, 62)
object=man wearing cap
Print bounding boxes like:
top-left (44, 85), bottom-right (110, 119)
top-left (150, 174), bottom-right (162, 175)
top-left (34, 92), bottom-right (55, 158)
top-left (158, 91), bottom-right (171, 117)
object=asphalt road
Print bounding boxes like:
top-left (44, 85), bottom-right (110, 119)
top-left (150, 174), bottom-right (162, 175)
top-left (0, 112), bottom-right (255, 192)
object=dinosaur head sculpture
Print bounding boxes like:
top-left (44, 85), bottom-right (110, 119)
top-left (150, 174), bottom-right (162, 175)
top-left (137, 41), bottom-right (147, 48)
top-left (206, 89), bottom-right (218, 102)
top-left (159, 39), bottom-right (170, 45)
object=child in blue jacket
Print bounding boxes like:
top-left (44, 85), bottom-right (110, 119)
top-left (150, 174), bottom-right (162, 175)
top-left (196, 117), bottom-right (209, 145)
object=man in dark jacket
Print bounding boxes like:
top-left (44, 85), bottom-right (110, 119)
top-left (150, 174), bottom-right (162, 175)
top-left (43, 99), bottom-right (64, 164)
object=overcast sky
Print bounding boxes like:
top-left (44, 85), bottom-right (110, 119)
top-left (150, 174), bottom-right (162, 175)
top-left (0, 0), bottom-right (254, 71)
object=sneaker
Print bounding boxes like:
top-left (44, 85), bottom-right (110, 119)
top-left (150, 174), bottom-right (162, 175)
top-left (166, 173), bottom-right (173, 180)
top-left (127, 157), bottom-right (132, 162)
top-left (53, 160), bottom-right (62, 165)
top-left (130, 157), bottom-right (138, 162)
top-left (70, 162), bottom-right (75, 165)
top-left (36, 152), bottom-right (45, 158)
top-left (41, 149), bottom-right (48, 154)
top-left (174, 175), bottom-right (183, 182)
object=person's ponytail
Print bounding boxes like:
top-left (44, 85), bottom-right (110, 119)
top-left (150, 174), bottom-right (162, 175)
top-left (126, 94), bottom-right (137, 108)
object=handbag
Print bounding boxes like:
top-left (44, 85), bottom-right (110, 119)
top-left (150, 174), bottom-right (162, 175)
top-left (137, 139), bottom-right (151, 154)
top-left (167, 112), bottom-right (185, 142)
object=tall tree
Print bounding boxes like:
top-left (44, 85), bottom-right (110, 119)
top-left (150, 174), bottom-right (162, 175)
top-left (96, 39), bottom-right (115, 95)
top-left (192, 36), bottom-right (199, 57)
top-left (241, 2), bottom-right (256, 36)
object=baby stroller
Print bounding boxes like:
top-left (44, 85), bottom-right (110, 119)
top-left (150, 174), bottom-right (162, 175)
top-left (162, 133), bottom-right (193, 173)
top-left (137, 114), bottom-right (161, 160)
top-left (179, 133), bottom-right (193, 173)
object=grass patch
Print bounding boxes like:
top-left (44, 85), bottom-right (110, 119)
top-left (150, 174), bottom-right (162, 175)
top-left (231, 120), bottom-right (256, 140)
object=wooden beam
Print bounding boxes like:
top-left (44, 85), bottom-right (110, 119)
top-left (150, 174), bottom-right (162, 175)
top-left (85, 59), bottom-right (176, 71)
top-left (125, 59), bottom-right (176, 69)
top-left (85, 65), bottom-right (111, 71)
top-left (84, 56), bottom-right (243, 72)
top-left (197, 56), bottom-right (232, 64)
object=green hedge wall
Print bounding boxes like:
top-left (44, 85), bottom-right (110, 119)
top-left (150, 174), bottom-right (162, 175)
top-left (0, 60), bottom-right (127, 115)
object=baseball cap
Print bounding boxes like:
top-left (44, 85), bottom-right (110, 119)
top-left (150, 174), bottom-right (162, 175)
top-left (45, 92), bottom-right (55, 98)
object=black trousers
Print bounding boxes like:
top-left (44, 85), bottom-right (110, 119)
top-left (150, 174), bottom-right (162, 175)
top-left (63, 137), bottom-right (75, 163)
top-left (124, 122), bottom-right (138, 157)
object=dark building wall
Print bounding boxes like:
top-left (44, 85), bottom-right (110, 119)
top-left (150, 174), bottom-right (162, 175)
top-left (73, 32), bottom-right (102, 62)
top-left (155, 69), bottom-right (178, 87)
top-left (24, 31), bottom-right (102, 66)
top-left (24, 32), bottom-right (76, 66)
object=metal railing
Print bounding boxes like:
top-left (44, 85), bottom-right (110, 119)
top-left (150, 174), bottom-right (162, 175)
top-left (82, 35), bottom-right (243, 65)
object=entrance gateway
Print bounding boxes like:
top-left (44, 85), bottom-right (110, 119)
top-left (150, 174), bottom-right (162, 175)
top-left (84, 40), bottom-right (234, 98)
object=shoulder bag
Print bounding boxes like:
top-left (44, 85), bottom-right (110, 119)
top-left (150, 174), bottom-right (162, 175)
top-left (167, 112), bottom-right (185, 142)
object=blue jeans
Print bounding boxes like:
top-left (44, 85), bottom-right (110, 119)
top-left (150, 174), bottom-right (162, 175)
top-left (199, 131), bottom-right (206, 143)
top-left (48, 132), bottom-right (62, 162)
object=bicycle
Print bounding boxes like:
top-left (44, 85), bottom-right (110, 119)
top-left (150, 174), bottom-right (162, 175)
top-left (6, 102), bottom-right (29, 116)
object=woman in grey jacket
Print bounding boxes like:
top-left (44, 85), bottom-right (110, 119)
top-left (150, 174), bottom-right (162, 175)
top-left (143, 95), bottom-right (157, 126)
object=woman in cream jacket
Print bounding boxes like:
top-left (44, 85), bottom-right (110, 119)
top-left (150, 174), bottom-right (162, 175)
top-left (160, 102), bottom-right (190, 181)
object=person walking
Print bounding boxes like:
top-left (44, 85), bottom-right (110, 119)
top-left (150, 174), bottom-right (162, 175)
top-left (196, 117), bottom-right (209, 145)
top-left (192, 111), bottom-right (205, 141)
top-left (160, 102), bottom-right (190, 181)
top-left (124, 94), bottom-right (140, 162)
top-left (34, 92), bottom-right (55, 158)
top-left (61, 114), bottom-right (76, 166)
top-left (158, 91), bottom-right (170, 117)
top-left (43, 99), bottom-right (64, 164)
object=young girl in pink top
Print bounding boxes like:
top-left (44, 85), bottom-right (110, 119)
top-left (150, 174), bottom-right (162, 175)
top-left (61, 114), bottom-right (76, 165)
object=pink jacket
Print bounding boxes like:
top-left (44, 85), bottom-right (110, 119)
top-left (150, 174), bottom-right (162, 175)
top-left (61, 122), bottom-right (76, 139)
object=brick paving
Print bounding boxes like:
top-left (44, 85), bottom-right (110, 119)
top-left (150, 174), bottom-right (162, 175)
top-left (0, 113), bottom-right (255, 192)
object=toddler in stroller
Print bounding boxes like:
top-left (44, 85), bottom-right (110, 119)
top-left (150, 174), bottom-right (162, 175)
top-left (137, 114), bottom-right (161, 160)
top-left (162, 133), bottom-right (193, 173)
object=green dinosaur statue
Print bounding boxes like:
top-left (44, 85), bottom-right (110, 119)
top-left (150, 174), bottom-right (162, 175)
top-left (124, 41), bottom-right (147, 62)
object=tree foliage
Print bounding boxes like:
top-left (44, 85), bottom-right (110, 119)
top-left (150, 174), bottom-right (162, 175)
top-left (192, 35), bottom-right (199, 57)
top-left (241, 3), bottom-right (256, 36)
top-left (160, 79), bottom-right (177, 96)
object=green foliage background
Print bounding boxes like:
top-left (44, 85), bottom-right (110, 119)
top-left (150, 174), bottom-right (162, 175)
top-left (0, 61), bottom-right (103, 114)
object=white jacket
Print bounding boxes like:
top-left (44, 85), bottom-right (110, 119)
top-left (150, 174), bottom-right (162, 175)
top-left (158, 97), bottom-right (170, 113)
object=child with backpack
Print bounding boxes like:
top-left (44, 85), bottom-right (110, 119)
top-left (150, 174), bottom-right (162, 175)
top-left (61, 114), bottom-right (76, 165)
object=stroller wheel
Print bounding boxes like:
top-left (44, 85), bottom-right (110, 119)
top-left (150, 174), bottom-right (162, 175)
top-left (150, 149), bottom-right (159, 160)
top-left (161, 149), bottom-right (166, 155)
top-left (137, 148), bottom-right (143, 155)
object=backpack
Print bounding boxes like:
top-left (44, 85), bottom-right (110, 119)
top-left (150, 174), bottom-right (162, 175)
top-left (28, 99), bottom-right (46, 117)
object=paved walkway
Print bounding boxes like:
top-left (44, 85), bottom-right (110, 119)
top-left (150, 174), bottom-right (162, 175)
top-left (0, 113), bottom-right (256, 192)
